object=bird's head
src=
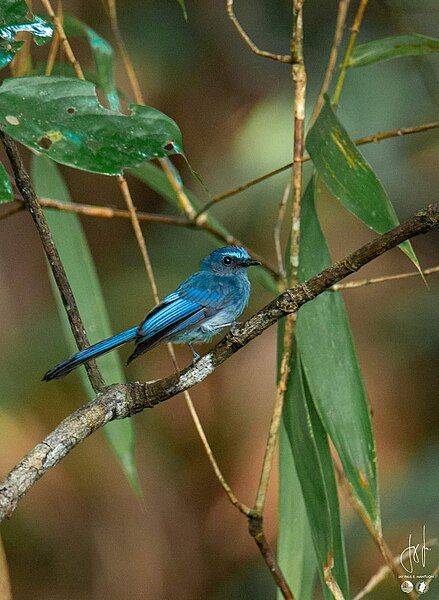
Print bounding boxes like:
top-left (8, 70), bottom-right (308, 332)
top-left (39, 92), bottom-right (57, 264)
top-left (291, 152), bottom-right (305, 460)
top-left (201, 246), bottom-right (261, 275)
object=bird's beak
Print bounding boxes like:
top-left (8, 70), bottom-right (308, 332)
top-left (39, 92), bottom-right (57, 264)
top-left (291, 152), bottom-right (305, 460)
top-left (241, 258), bottom-right (262, 267)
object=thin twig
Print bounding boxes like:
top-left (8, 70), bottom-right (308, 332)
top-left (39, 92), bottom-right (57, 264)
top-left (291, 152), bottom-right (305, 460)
top-left (0, 132), bottom-right (104, 393)
top-left (332, 0), bottom-right (369, 107)
top-left (333, 461), bottom-right (418, 600)
top-left (253, 0), bottom-right (307, 516)
top-left (310, 0), bottom-right (351, 124)
top-left (1, 197), bottom-right (278, 278)
top-left (195, 120), bottom-right (439, 214)
top-left (45, 0), bottom-right (62, 76)
top-left (226, 0), bottom-right (292, 64)
top-left (274, 183), bottom-right (290, 281)
top-left (40, 0), bottom-right (84, 79)
top-left (1, 201), bottom-right (437, 523)
top-left (331, 265), bottom-right (439, 290)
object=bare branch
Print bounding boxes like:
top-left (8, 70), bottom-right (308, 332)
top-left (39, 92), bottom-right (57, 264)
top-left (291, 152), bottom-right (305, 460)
top-left (195, 121), bottom-right (439, 214)
top-left (226, 0), bottom-right (292, 63)
top-left (310, 0), bottom-right (351, 123)
top-left (332, 0), bottom-right (370, 107)
top-left (331, 265), bottom-right (439, 290)
top-left (1, 201), bottom-right (437, 524)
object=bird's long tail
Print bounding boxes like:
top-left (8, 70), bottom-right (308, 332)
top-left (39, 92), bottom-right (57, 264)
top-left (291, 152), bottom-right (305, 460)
top-left (43, 326), bottom-right (138, 381)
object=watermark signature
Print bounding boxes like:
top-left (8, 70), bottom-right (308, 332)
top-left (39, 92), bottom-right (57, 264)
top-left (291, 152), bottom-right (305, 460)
top-left (400, 525), bottom-right (432, 574)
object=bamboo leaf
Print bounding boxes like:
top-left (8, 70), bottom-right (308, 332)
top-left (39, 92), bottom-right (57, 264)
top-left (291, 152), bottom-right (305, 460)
top-left (278, 423), bottom-right (316, 600)
top-left (0, 76), bottom-right (183, 175)
top-left (306, 98), bottom-right (419, 268)
top-left (296, 181), bottom-right (380, 530)
top-left (63, 15), bottom-right (119, 111)
top-left (0, 162), bottom-right (12, 202)
top-left (31, 154), bottom-right (140, 494)
top-left (283, 351), bottom-right (349, 598)
top-left (348, 34), bottom-right (439, 68)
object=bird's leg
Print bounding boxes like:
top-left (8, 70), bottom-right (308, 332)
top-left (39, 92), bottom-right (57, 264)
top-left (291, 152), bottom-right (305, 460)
top-left (188, 343), bottom-right (201, 363)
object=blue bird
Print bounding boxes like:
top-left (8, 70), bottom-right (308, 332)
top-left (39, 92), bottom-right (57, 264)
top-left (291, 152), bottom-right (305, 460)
top-left (43, 246), bottom-right (261, 381)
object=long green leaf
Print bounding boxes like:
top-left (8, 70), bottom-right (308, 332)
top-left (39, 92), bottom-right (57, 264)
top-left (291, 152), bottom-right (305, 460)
top-left (278, 423), bottom-right (316, 600)
top-left (0, 76), bottom-right (183, 175)
top-left (296, 181), bottom-right (380, 529)
top-left (349, 34), bottom-right (439, 68)
top-left (306, 97), bottom-right (419, 268)
top-left (283, 351), bottom-right (349, 598)
top-left (277, 318), bottom-right (316, 600)
top-left (0, 0), bottom-right (53, 70)
top-left (31, 154), bottom-right (140, 493)
top-left (63, 15), bottom-right (119, 111)
top-left (176, 0), bottom-right (188, 20)
top-left (0, 162), bottom-right (12, 202)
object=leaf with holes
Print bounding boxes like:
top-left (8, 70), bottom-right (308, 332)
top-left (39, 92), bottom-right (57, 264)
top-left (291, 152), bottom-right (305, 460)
top-left (0, 77), bottom-right (183, 175)
top-left (348, 34), bottom-right (439, 68)
top-left (0, 0), bottom-right (53, 70)
top-left (306, 97), bottom-right (419, 268)
top-left (31, 154), bottom-right (141, 494)
top-left (63, 14), bottom-right (119, 110)
top-left (296, 180), bottom-right (381, 531)
top-left (0, 162), bottom-right (12, 202)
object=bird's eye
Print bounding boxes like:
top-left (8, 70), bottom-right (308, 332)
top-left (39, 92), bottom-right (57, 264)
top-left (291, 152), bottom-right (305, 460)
top-left (223, 256), bottom-right (232, 265)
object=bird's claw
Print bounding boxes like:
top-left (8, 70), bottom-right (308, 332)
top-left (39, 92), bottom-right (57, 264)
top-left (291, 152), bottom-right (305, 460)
top-left (230, 321), bottom-right (243, 336)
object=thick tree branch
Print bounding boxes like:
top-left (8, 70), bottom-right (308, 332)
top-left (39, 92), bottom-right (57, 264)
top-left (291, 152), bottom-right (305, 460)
top-left (1, 201), bottom-right (437, 523)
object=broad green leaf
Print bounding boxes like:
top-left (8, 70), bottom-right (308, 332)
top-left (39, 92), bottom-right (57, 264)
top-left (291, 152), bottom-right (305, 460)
top-left (349, 34), bottom-right (439, 68)
top-left (31, 154), bottom-right (140, 493)
top-left (176, 0), bottom-right (188, 20)
top-left (296, 181), bottom-right (380, 530)
top-left (0, 162), bottom-right (12, 202)
top-left (283, 351), bottom-right (349, 598)
top-left (0, 76), bottom-right (183, 175)
top-left (278, 423), bottom-right (316, 599)
top-left (0, 1), bottom-right (53, 70)
top-left (129, 162), bottom-right (279, 294)
top-left (306, 98), bottom-right (418, 267)
top-left (63, 15), bottom-right (119, 111)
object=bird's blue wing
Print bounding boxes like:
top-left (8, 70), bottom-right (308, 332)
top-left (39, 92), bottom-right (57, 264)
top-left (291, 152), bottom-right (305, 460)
top-left (128, 275), bottom-right (226, 364)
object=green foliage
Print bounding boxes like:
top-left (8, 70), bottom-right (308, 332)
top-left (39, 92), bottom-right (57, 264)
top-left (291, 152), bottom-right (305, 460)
top-left (31, 154), bottom-right (140, 494)
top-left (277, 425), bottom-right (316, 600)
top-left (0, 0), bottom-right (53, 70)
top-left (349, 34), bottom-right (439, 67)
top-left (283, 354), bottom-right (349, 598)
top-left (306, 98), bottom-right (419, 268)
top-left (296, 181), bottom-right (380, 529)
top-left (0, 77), bottom-right (183, 175)
top-left (63, 15), bottom-right (119, 111)
top-left (0, 162), bottom-right (12, 202)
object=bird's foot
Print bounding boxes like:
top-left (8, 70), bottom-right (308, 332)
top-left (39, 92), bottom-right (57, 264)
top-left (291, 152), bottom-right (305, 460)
top-left (229, 321), bottom-right (243, 336)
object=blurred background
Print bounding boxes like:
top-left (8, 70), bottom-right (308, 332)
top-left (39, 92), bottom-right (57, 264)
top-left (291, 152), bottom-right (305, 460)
top-left (0, 0), bottom-right (438, 598)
